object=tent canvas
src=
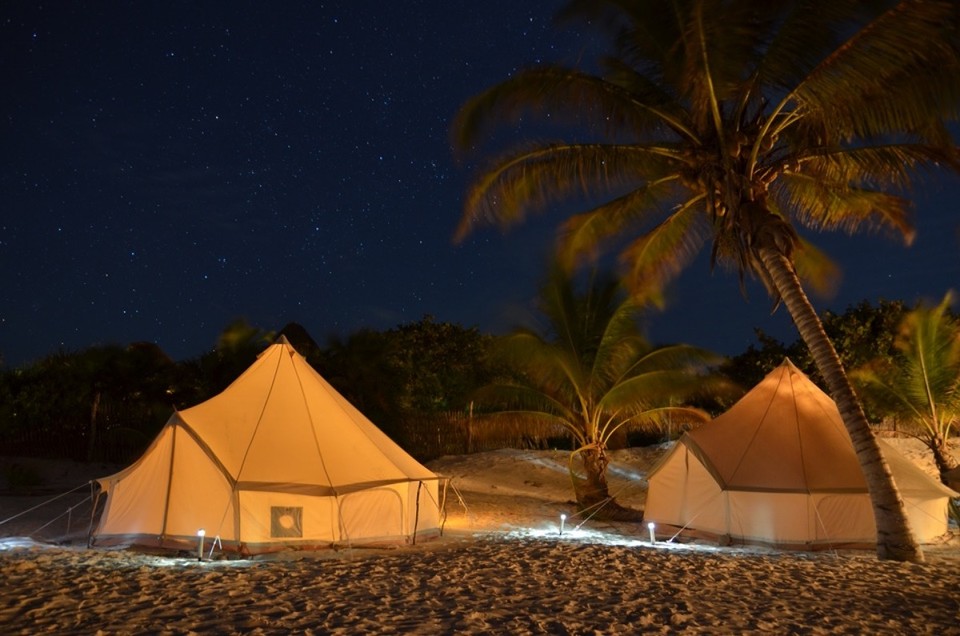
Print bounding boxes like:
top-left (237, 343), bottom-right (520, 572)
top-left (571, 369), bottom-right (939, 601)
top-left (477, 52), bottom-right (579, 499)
top-left (91, 337), bottom-right (443, 553)
top-left (645, 359), bottom-right (957, 548)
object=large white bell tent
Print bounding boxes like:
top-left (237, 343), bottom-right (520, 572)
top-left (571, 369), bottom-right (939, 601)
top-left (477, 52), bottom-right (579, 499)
top-left (91, 337), bottom-right (443, 554)
top-left (645, 359), bottom-right (957, 549)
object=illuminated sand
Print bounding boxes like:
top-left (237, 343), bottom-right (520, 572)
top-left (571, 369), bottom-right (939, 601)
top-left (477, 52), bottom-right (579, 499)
top-left (1, 441), bottom-right (958, 634)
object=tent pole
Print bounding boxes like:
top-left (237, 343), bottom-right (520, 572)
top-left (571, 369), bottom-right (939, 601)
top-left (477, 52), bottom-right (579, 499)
top-left (87, 482), bottom-right (109, 548)
top-left (159, 423), bottom-right (178, 543)
top-left (439, 478), bottom-right (449, 536)
top-left (412, 481), bottom-right (422, 545)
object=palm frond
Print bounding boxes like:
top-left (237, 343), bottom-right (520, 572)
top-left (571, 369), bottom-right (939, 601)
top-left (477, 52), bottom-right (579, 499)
top-left (772, 171), bottom-right (914, 242)
top-left (788, 144), bottom-right (960, 191)
top-left (538, 264), bottom-right (625, 362)
top-left (853, 291), bottom-right (960, 439)
top-left (471, 383), bottom-right (577, 425)
top-left (591, 303), bottom-right (649, 389)
top-left (559, 0), bottom-right (684, 82)
top-left (599, 57), bottom-right (697, 141)
top-left (455, 143), bottom-right (686, 242)
top-left (629, 342), bottom-right (726, 376)
top-left (451, 66), bottom-right (691, 152)
top-left (555, 176), bottom-right (680, 269)
top-left (601, 369), bottom-right (713, 411)
top-left (619, 196), bottom-right (710, 294)
top-left (789, 1), bottom-right (960, 140)
top-left (791, 235), bottom-right (842, 298)
top-left (850, 364), bottom-right (927, 421)
top-left (609, 405), bottom-right (712, 439)
top-left (494, 331), bottom-right (586, 395)
top-left (896, 292), bottom-right (960, 419)
top-left (751, 0), bottom-right (863, 95)
top-left (684, 0), bottom-right (779, 110)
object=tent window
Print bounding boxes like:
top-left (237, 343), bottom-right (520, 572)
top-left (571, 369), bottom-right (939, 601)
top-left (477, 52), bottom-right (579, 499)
top-left (270, 506), bottom-right (303, 538)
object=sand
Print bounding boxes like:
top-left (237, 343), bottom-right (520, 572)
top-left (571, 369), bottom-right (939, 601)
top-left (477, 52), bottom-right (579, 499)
top-left (2, 441), bottom-right (958, 635)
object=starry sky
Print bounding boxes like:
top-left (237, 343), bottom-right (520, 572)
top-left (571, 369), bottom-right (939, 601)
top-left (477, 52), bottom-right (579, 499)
top-left (2, 1), bottom-right (959, 368)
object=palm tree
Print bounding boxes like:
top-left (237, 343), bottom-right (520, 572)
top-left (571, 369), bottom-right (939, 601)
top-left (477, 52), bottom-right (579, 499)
top-left (852, 292), bottom-right (960, 483)
top-left (452, 0), bottom-right (960, 561)
top-left (472, 265), bottom-right (732, 520)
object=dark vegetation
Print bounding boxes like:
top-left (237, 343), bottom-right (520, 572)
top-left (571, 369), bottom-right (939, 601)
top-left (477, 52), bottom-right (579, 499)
top-left (0, 299), bottom-right (930, 465)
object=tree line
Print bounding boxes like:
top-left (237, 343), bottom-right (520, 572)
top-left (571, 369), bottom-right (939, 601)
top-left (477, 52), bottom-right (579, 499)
top-left (1, 294), bottom-right (954, 475)
top-left (0, 316), bottom-right (493, 465)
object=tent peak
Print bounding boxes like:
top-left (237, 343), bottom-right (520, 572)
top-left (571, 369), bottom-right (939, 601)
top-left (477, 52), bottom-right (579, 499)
top-left (256, 334), bottom-right (300, 358)
top-left (770, 358), bottom-right (807, 382)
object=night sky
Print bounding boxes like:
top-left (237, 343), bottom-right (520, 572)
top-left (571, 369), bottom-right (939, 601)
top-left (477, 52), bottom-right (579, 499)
top-left (3, 1), bottom-right (959, 368)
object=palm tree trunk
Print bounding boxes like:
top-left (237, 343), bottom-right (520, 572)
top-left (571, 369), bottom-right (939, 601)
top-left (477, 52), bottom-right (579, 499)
top-left (757, 245), bottom-right (924, 563)
top-left (574, 446), bottom-right (611, 508)
top-left (928, 435), bottom-right (959, 486)
top-left (572, 447), bottom-right (642, 521)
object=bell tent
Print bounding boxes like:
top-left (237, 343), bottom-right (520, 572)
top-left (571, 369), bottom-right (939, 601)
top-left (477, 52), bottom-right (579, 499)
top-left (645, 359), bottom-right (957, 549)
top-left (91, 337), bottom-right (443, 553)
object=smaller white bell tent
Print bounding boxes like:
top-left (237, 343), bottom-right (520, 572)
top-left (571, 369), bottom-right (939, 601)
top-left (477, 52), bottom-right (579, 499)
top-left (91, 337), bottom-right (443, 553)
top-left (645, 359), bottom-right (957, 548)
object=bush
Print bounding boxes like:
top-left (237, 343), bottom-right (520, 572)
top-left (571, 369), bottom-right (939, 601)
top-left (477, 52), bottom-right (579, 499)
top-left (1, 462), bottom-right (45, 492)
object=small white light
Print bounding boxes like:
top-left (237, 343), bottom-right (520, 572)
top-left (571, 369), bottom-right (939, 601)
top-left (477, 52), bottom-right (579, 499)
top-left (559, 513), bottom-right (567, 536)
top-left (647, 522), bottom-right (656, 543)
top-left (197, 528), bottom-right (206, 561)
top-left (197, 528), bottom-right (206, 537)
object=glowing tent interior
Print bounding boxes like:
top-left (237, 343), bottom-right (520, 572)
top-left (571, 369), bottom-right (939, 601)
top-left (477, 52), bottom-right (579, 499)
top-left (91, 336), bottom-right (443, 554)
top-left (645, 359), bottom-right (958, 549)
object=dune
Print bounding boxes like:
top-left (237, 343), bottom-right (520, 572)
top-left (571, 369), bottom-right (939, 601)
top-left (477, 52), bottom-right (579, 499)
top-left (1, 440), bottom-right (958, 634)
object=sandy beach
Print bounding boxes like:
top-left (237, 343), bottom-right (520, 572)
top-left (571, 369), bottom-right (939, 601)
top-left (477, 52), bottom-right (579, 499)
top-left (2, 442), bottom-right (959, 635)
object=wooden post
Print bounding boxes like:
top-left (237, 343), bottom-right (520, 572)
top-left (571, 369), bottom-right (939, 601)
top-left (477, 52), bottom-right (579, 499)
top-left (467, 401), bottom-right (474, 454)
